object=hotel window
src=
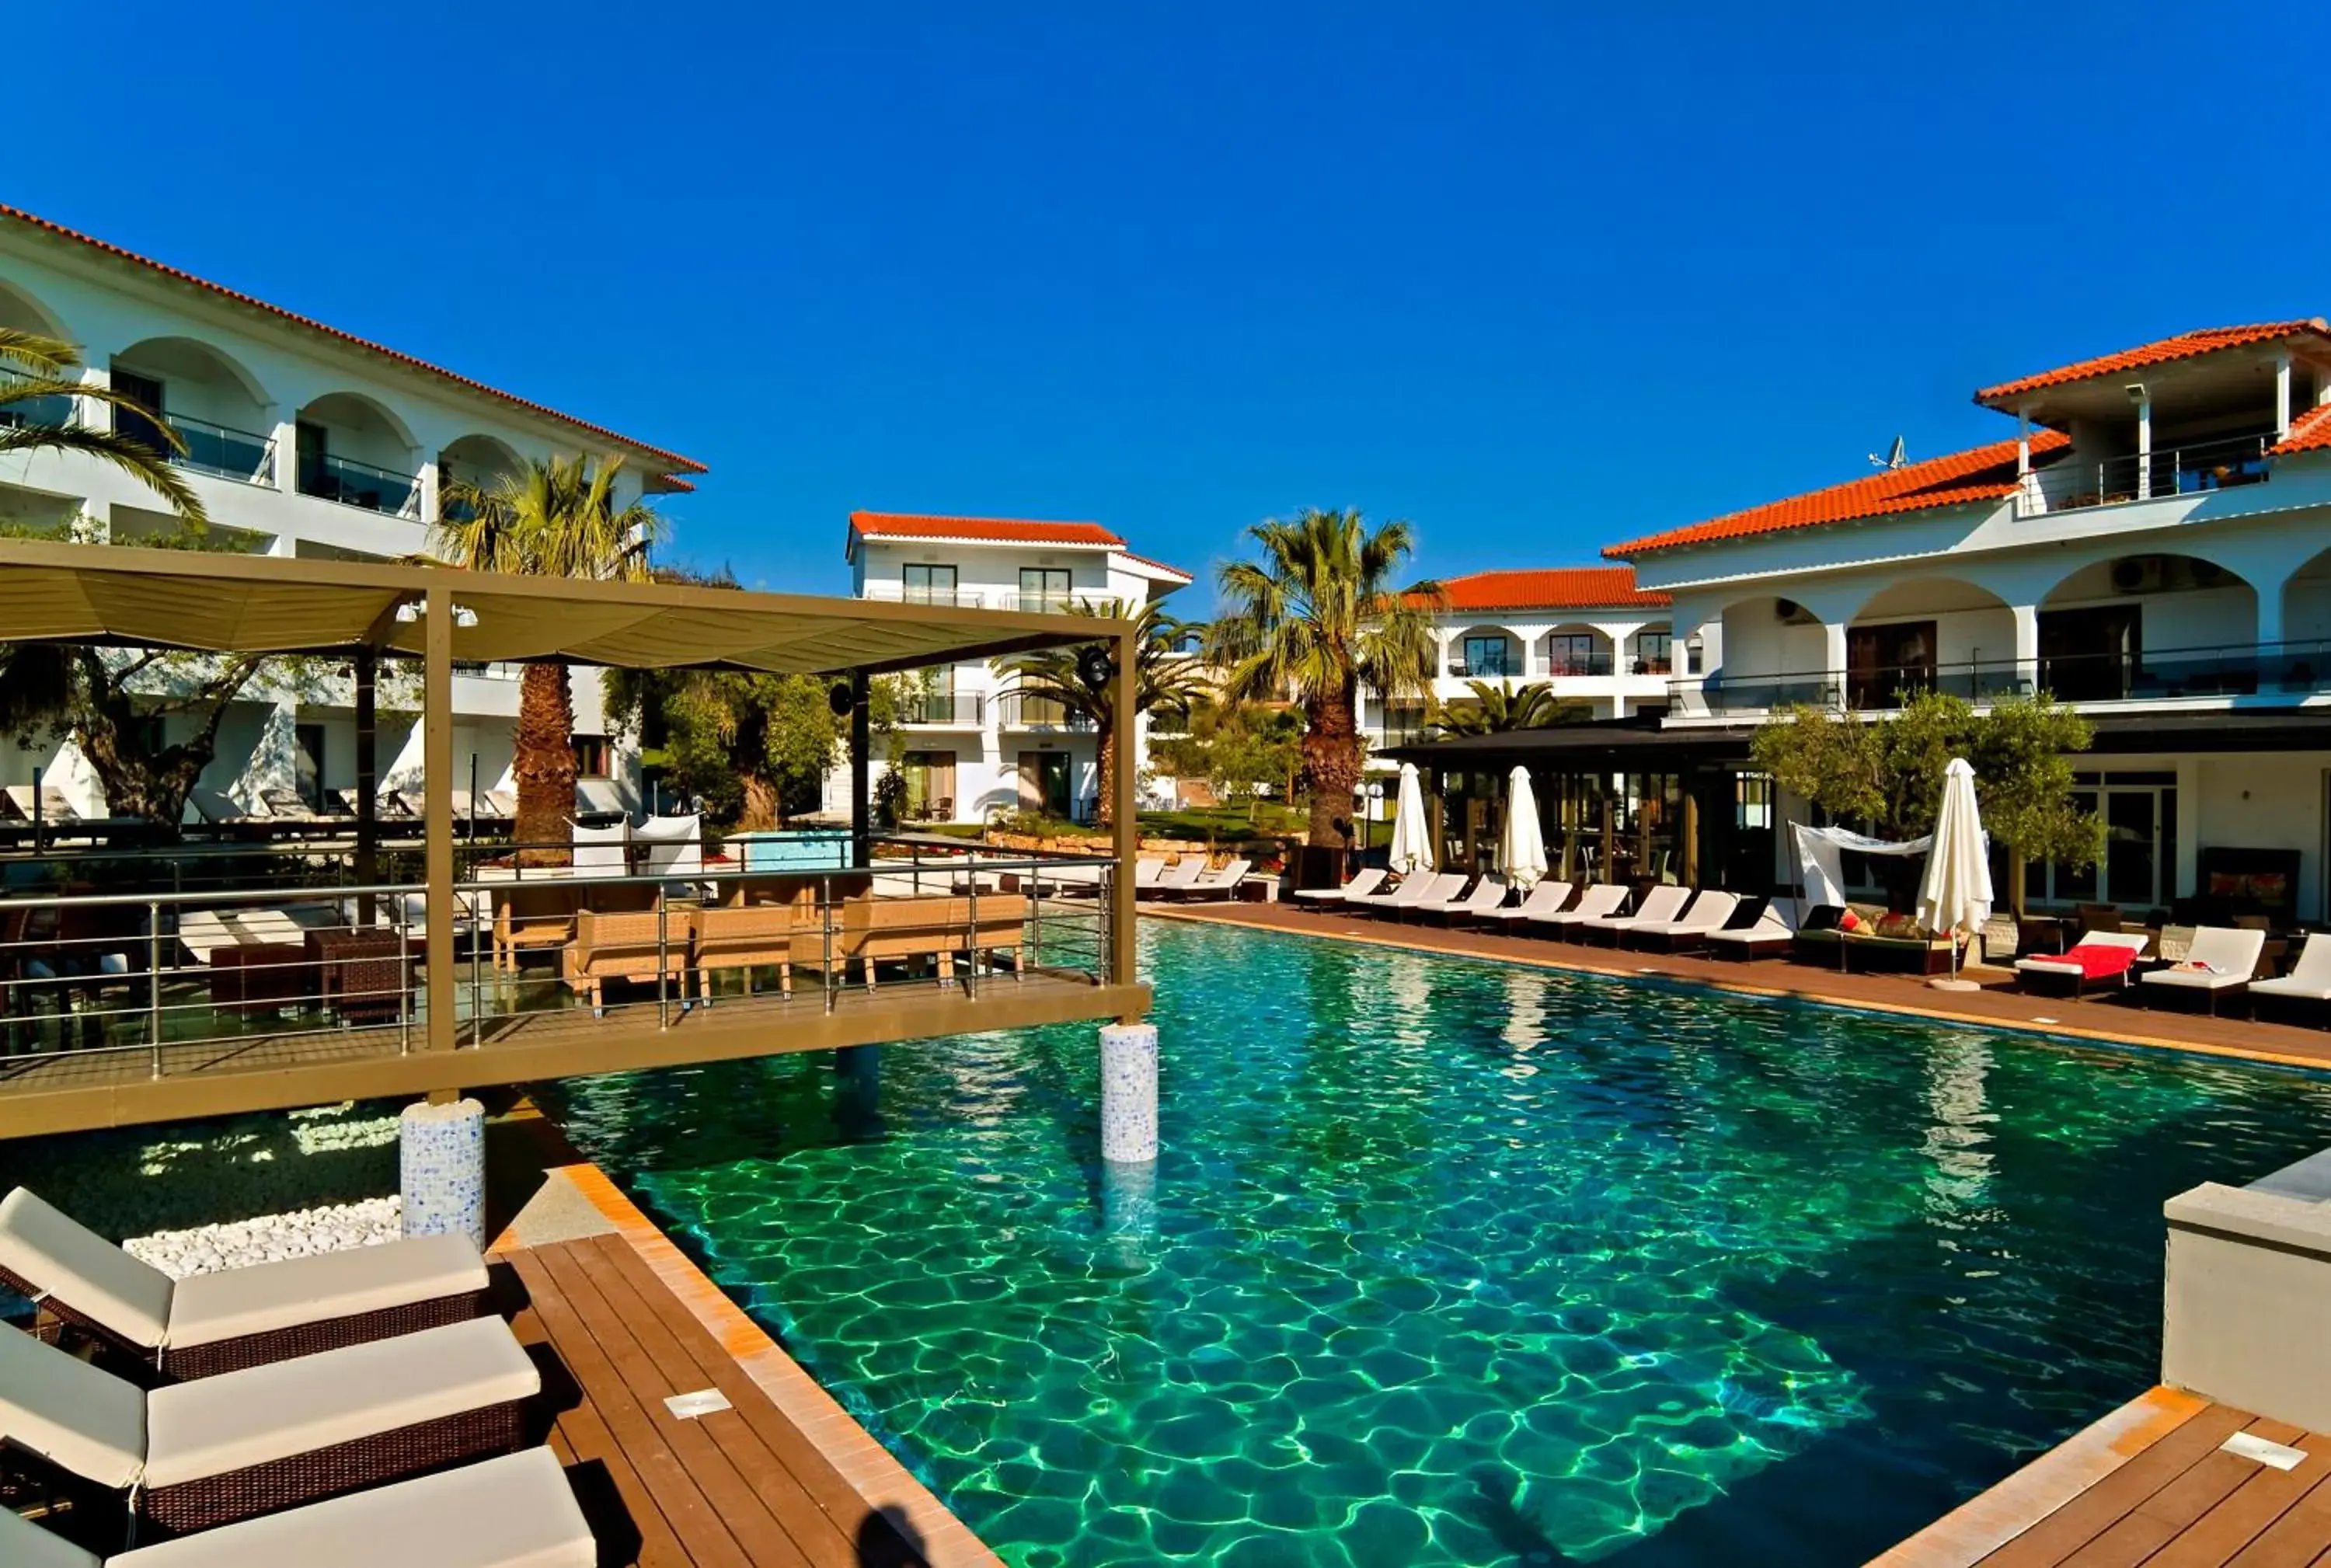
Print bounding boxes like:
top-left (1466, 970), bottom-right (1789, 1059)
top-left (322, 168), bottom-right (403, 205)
top-left (1381, 702), bottom-right (1429, 742)
top-left (2028, 772), bottom-right (2177, 911)
top-left (899, 751), bottom-right (957, 820)
top-left (111, 368), bottom-right (169, 457)
top-left (293, 723), bottom-right (327, 810)
top-left (1543, 633), bottom-right (1600, 677)
top-left (903, 563), bottom-right (957, 605)
top-left (572, 736), bottom-right (611, 778)
top-left (1634, 631), bottom-right (1672, 674)
top-left (1020, 567), bottom-right (1071, 612)
top-left (1462, 635), bottom-right (1514, 677)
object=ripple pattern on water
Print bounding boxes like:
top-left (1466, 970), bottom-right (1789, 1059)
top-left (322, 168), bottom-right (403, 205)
top-left (540, 922), bottom-right (2331, 1567)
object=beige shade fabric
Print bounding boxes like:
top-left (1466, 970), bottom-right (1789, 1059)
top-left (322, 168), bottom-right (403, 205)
top-left (141, 1316), bottom-right (538, 1489)
top-left (0, 1321), bottom-right (148, 1490)
top-left (0, 538), bottom-right (1120, 676)
top-left (165, 1232), bottom-right (487, 1350)
top-left (0, 1504), bottom-right (103, 1568)
top-left (0, 1186), bottom-right (176, 1348)
top-left (110, 1448), bottom-right (595, 1568)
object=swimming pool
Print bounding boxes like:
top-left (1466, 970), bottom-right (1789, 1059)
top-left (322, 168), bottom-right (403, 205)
top-left (539, 920), bottom-right (2331, 1566)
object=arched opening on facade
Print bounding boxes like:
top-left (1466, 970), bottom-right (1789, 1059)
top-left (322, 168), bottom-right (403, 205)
top-left (0, 280), bottom-right (77, 436)
top-left (2038, 552), bottom-right (2259, 699)
top-left (1450, 623), bottom-right (1521, 681)
top-left (1844, 577), bottom-right (2017, 706)
top-left (1712, 594), bottom-right (1831, 709)
top-left (110, 336), bottom-right (277, 486)
top-left (294, 392), bottom-right (420, 515)
top-left (1539, 622), bottom-right (1612, 678)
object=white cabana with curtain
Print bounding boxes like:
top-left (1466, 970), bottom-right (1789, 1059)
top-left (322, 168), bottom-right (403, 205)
top-left (1789, 822), bottom-right (1932, 910)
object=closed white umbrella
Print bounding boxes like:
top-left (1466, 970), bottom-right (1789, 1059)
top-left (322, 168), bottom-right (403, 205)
top-left (1387, 762), bottom-right (1436, 876)
top-left (1915, 756), bottom-right (1994, 989)
top-left (1498, 765), bottom-right (1548, 890)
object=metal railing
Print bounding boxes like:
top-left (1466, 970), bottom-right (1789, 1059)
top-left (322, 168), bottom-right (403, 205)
top-left (2017, 433), bottom-right (2274, 516)
top-left (895, 692), bottom-right (985, 726)
top-left (0, 834), bottom-right (1118, 1082)
top-left (162, 413), bottom-right (275, 486)
top-left (0, 391), bottom-right (75, 431)
top-left (298, 451), bottom-right (419, 516)
top-left (1542, 654), bottom-right (1615, 678)
top-left (1670, 637), bottom-right (2331, 714)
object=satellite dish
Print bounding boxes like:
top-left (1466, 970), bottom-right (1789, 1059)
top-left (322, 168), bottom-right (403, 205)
top-left (1867, 435), bottom-right (1908, 470)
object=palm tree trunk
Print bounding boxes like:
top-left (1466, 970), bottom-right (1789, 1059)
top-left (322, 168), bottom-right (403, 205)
top-left (514, 662), bottom-right (576, 866)
top-left (1304, 685), bottom-right (1361, 851)
top-left (1095, 718), bottom-right (1117, 831)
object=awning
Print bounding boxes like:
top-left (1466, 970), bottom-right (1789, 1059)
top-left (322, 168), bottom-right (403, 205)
top-left (1378, 720), bottom-right (1754, 771)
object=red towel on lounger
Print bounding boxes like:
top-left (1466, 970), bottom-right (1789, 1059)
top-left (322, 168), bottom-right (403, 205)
top-left (2058, 943), bottom-right (2138, 980)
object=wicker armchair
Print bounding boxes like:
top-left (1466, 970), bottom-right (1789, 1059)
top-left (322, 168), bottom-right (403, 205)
top-left (562, 905), bottom-right (688, 1014)
top-left (689, 903), bottom-right (794, 1003)
top-left (492, 883), bottom-right (577, 971)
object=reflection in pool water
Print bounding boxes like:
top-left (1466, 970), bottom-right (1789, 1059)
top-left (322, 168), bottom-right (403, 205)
top-left (538, 921), bottom-right (2331, 1566)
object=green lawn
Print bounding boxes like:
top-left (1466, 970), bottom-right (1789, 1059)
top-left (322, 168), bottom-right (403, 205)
top-left (1140, 803), bottom-right (1305, 841)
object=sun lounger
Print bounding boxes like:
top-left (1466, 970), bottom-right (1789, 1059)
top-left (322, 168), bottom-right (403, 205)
top-left (1146, 857), bottom-right (1207, 895)
top-left (1533, 882), bottom-right (1629, 936)
top-left (2251, 932), bottom-right (2331, 1021)
top-left (1627, 890), bottom-right (1740, 951)
top-left (3, 784), bottom-right (80, 824)
top-left (2015, 932), bottom-right (2149, 999)
top-left (2139, 925), bottom-right (2267, 1014)
top-left (1356, 869), bottom-right (1465, 918)
top-left (1582, 883), bottom-right (1691, 943)
top-left (0, 1188), bottom-right (489, 1381)
top-left (1293, 866), bottom-right (1387, 904)
top-left (1706, 897), bottom-right (1801, 960)
top-left (0, 1314), bottom-right (535, 1537)
top-left (1159, 858), bottom-right (1253, 901)
top-left (0, 1446), bottom-right (596, 1568)
top-left (483, 788), bottom-right (521, 821)
top-left (1134, 856), bottom-right (1168, 890)
top-left (1416, 874), bottom-right (1508, 922)
top-left (1478, 880), bottom-right (1573, 924)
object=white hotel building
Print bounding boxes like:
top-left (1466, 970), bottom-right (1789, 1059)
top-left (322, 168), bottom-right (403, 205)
top-left (0, 204), bottom-right (702, 819)
top-left (1395, 319), bottom-right (2331, 925)
top-left (832, 513), bottom-right (1190, 824)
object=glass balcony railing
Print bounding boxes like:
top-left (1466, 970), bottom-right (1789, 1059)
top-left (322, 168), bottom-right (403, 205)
top-left (1671, 639), bottom-right (2331, 715)
top-left (0, 390), bottom-right (75, 431)
top-left (999, 696), bottom-right (1095, 730)
top-left (164, 413), bottom-right (275, 485)
top-left (896, 693), bottom-right (984, 725)
top-left (299, 452), bottom-right (416, 515)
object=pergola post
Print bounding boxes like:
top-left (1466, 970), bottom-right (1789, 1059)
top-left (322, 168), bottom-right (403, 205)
top-left (1682, 776), bottom-right (1702, 888)
top-left (1099, 625), bottom-right (1155, 1167)
top-left (848, 669), bottom-right (871, 866)
top-left (354, 648), bottom-right (377, 928)
top-left (405, 584), bottom-right (484, 1248)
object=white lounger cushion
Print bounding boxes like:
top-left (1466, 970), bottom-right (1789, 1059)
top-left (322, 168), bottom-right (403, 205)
top-left (166, 1232), bottom-right (486, 1350)
top-left (0, 1187), bottom-right (176, 1349)
top-left (2141, 927), bottom-right (2266, 992)
top-left (142, 1315), bottom-right (538, 1489)
top-left (0, 1505), bottom-right (102, 1568)
top-left (0, 1321), bottom-right (148, 1490)
top-left (112, 1448), bottom-right (594, 1568)
top-left (2253, 934), bottom-right (2331, 1001)
top-left (2016, 932), bottom-right (2149, 977)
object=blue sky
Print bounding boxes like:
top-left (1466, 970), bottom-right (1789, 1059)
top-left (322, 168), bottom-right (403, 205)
top-left (16, 2), bottom-right (2328, 610)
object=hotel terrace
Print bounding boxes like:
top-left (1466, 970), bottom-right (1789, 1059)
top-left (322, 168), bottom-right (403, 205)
top-left (1386, 321), bottom-right (2331, 925)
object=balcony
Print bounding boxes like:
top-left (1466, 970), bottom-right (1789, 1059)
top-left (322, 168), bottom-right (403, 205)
top-left (299, 451), bottom-right (418, 516)
top-left (1671, 639), bottom-right (2331, 716)
top-left (995, 591), bottom-right (1121, 615)
top-left (1544, 654), bottom-right (1615, 678)
top-left (0, 390), bottom-right (73, 431)
top-left (164, 413), bottom-right (275, 486)
top-left (896, 692), bottom-right (984, 727)
top-left (2018, 434), bottom-right (2273, 517)
top-left (998, 695), bottom-right (1095, 731)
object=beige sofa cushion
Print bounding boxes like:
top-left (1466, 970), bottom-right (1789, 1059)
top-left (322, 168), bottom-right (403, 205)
top-left (112, 1448), bottom-right (594, 1568)
top-left (142, 1316), bottom-right (538, 1490)
top-left (0, 1186), bottom-right (175, 1349)
top-left (0, 1507), bottom-right (103, 1568)
top-left (0, 1321), bottom-right (147, 1490)
top-left (166, 1233), bottom-right (487, 1350)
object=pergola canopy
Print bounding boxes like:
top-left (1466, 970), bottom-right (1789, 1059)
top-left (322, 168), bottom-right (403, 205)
top-left (0, 538), bottom-right (1123, 675)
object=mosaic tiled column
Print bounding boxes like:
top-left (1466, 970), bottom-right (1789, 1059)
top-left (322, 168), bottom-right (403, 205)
top-left (400, 1097), bottom-right (486, 1249)
top-left (1099, 1021), bottom-right (1159, 1165)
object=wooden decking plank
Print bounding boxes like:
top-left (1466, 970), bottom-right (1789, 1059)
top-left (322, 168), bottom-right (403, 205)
top-left (561, 1235), bottom-right (867, 1568)
top-left (1979, 1404), bottom-right (2259, 1566)
top-left (2143, 1429), bottom-right (2330, 1568)
top-left (580, 1232), bottom-right (919, 1559)
top-left (2226, 1471), bottom-right (2331, 1567)
top-left (510, 1246), bottom-right (758, 1568)
top-left (532, 1240), bottom-right (817, 1568)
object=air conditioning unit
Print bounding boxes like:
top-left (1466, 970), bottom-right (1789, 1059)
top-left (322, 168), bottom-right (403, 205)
top-left (2189, 558), bottom-right (2228, 587)
top-left (1774, 598), bottom-right (1817, 626)
top-left (2109, 556), bottom-right (2166, 595)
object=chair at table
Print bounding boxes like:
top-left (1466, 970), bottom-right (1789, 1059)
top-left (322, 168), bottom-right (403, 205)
top-left (688, 902), bottom-right (794, 1003)
top-left (563, 904), bottom-right (687, 1015)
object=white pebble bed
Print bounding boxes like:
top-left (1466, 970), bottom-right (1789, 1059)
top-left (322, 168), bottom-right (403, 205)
top-left (124, 1196), bottom-right (404, 1279)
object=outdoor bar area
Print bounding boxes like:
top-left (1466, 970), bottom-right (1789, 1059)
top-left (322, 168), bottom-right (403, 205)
top-left (0, 539), bottom-right (1151, 1152)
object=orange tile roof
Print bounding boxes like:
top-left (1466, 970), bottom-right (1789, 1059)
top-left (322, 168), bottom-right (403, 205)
top-left (1975, 320), bottom-right (2331, 405)
top-left (848, 512), bottom-right (1126, 548)
top-left (0, 204), bottom-right (707, 474)
top-left (2274, 401), bottom-right (2331, 455)
top-left (1419, 567), bottom-right (1669, 612)
top-left (1604, 432), bottom-right (2069, 559)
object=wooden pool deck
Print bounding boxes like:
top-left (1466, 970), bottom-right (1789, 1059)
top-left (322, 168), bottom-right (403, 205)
top-left (1151, 901), bottom-right (2331, 1074)
top-left (1873, 1387), bottom-right (2331, 1566)
top-left (498, 1166), bottom-right (1000, 1568)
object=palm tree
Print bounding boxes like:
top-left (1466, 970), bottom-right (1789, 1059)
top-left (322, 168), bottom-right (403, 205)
top-left (994, 599), bottom-right (1207, 829)
top-left (432, 455), bottom-right (663, 862)
top-left (1, 329), bottom-right (208, 527)
top-left (1207, 507), bottom-right (1441, 851)
top-left (1430, 679), bottom-right (1576, 737)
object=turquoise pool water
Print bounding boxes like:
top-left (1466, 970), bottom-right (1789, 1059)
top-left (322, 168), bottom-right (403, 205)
top-left (538, 921), bottom-right (2331, 1567)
